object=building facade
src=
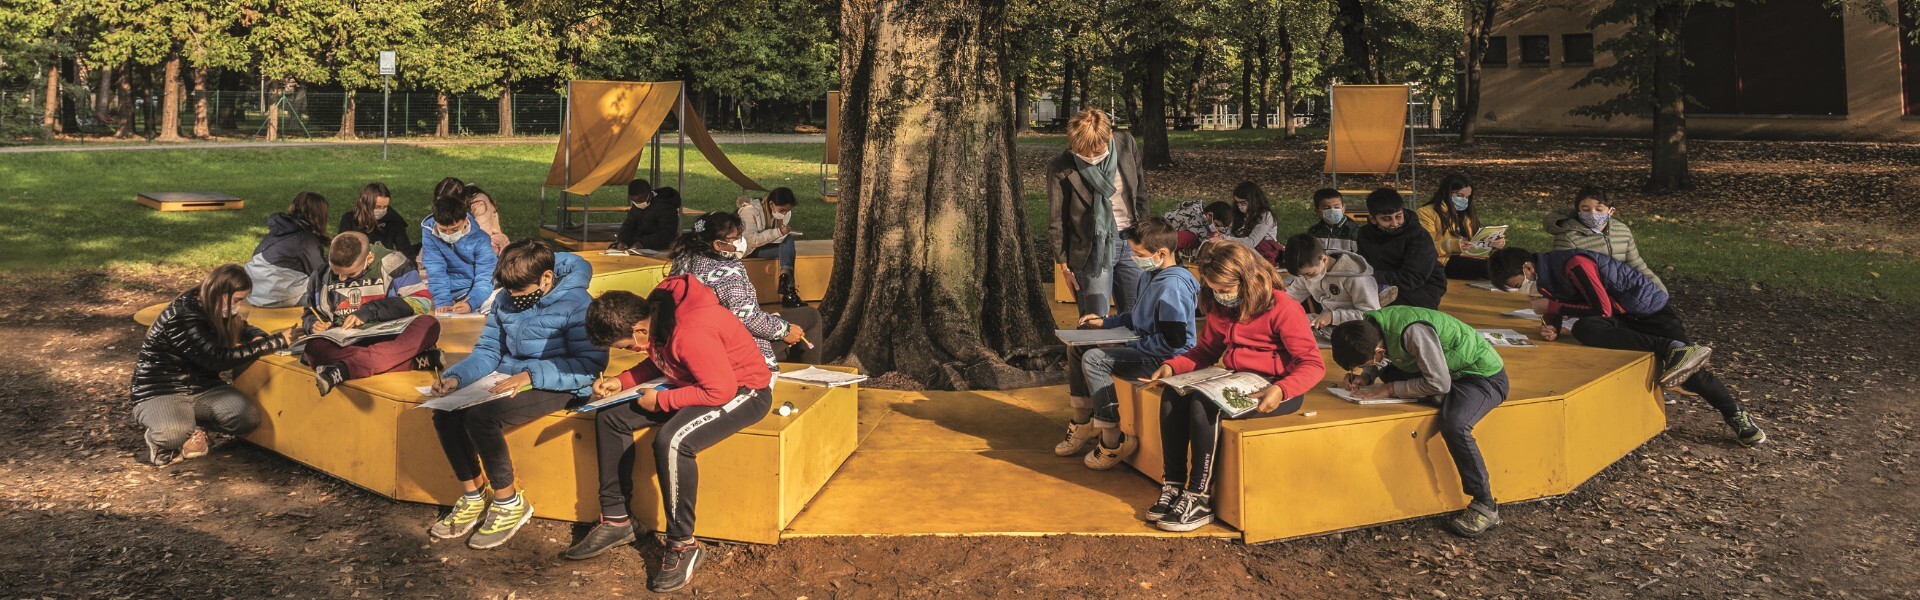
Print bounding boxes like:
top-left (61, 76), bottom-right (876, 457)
top-left (1477, 0), bottom-right (1920, 140)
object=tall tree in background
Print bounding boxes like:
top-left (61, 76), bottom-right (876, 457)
top-left (1, 0), bottom-right (77, 136)
top-left (1332, 0), bottom-right (1377, 82)
top-left (1455, 0), bottom-right (1499, 144)
top-left (823, 0), bottom-right (1057, 390)
top-left (177, 0), bottom-right (248, 138)
top-left (244, 0), bottom-right (332, 141)
top-left (86, 0), bottom-right (177, 138)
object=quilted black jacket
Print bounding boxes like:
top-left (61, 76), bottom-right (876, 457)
top-left (131, 291), bottom-right (287, 403)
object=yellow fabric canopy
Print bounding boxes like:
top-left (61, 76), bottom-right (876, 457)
top-left (545, 80), bottom-right (764, 195)
top-left (1322, 84), bottom-right (1409, 175)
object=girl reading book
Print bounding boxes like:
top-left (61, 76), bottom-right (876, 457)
top-left (1142, 242), bottom-right (1325, 532)
top-left (1416, 172), bottom-right (1507, 279)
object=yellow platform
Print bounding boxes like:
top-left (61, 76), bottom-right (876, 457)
top-left (137, 191), bottom-right (245, 212)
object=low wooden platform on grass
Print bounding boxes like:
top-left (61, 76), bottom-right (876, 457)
top-left (136, 191), bottom-right (245, 212)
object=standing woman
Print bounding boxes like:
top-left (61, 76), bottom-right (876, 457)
top-left (243, 191), bottom-right (330, 307)
top-left (1143, 242), bottom-right (1326, 532)
top-left (668, 212), bottom-right (822, 366)
top-left (338, 182), bottom-right (415, 256)
top-left (131, 264), bottom-right (296, 466)
top-left (1047, 108), bottom-right (1150, 316)
top-left (1220, 180), bottom-right (1281, 263)
top-left (1416, 173), bottom-right (1505, 279)
top-left (436, 177), bottom-right (509, 255)
top-left (1542, 185), bottom-right (1666, 292)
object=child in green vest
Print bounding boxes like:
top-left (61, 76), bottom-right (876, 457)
top-left (1330, 306), bottom-right (1511, 537)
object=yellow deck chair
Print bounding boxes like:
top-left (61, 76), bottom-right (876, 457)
top-left (1323, 84), bottom-right (1417, 201)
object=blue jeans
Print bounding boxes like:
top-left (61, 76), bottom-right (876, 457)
top-left (750, 237), bottom-right (797, 274)
top-left (1073, 231), bottom-right (1142, 316)
top-left (1066, 345), bottom-right (1163, 428)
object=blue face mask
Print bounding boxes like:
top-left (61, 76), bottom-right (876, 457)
top-left (1214, 290), bottom-right (1241, 308)
top-left (1320, 208), bottom-right (1345, 226)
top-left (1450, 195), bottom-right (1470, 212)
top-left (1134, 253), bottom-right (1161, 271)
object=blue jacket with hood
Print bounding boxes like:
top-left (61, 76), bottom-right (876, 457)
top-left (443, 252), bottom-right (607, 397)
top-left (420, 214), bottom-right (498, 309)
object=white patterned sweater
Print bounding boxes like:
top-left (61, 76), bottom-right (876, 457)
top-left (670, 253), bottom-right (786, 371)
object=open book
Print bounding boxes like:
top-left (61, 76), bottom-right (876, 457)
top-left (414, 372), bottom-right (530, 411)
top-left (1055, 328), bottom-right (1139, 347)
top-left (298, 315), bottom-right (418, 346)
top-left (1461, 225), bottom-right (1508, 258)
top-left (572, 377), bottom-right (670, 412)
top-left (1150, 367), bottom-right (1271, 418)
top-left (1502, 308), bottom-right (1541, 320)
top-left (777, 366), bottom-right (870, 388)
top-left (1476, 328), bottom-right (1536, 348)
top-left (1327, 385), bottom-right (1417, 405)
top-left (1470, 280), bottom-right (1523, 293)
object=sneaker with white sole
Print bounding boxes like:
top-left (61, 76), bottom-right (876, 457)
top-left (1144, 484), bottom-right (1180, 522)
top-left (1659, 344), bottom-right (1713, 389)
top-left (180, 429), bottom-right (210, 460)
top-left (1379, 285), bottom-right (1400, 306)
top-left (1053, 420), bottom-right (1099, 457)
top-left (428, 493), bottom-right (489, 540)
top-left (1083, 434), bottom-right (1137, 470)
top-left (1725, 408), bottom-right (1767, 447)
top-left (649, 539), bottom-right (704, 593)
top-left (1155, 491), bottom-right (1214, 532)
top-left (467, 493), bottom-right (533, 549)
top-left (144, 434), bottom-right (181, 467)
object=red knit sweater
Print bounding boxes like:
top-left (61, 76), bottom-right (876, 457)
top-left (1165, 287), bottom-right (1327, 400)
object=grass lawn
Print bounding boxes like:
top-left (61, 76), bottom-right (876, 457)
top-left (3, 140), bottom-right (1914, 302)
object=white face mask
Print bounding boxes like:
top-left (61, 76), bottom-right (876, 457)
top-left (719, 237), bottom-right (749, 260)
top-left (433, 224), bottom-right (469, 244)
top-left (1520, 278), bottom-right (1538, 296)
top-left (372, 207), bottom-right (389, 220)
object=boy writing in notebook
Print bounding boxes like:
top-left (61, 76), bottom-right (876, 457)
top-left (1487, 247), bottom-right (1764, 446)
top-left (301, 232), bottom-right (442, 395)
top-left (420, 192), bottom-right (498, 315)
top-left (1057, 218), bottom-right (1199, 470)
top-left (1331, 306), bottom-right (1510, 537)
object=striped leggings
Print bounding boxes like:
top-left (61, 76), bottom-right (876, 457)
top-left (594, 387), bottom-right (773, 541)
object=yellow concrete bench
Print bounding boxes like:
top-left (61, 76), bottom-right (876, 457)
top-left (137, 191), bottom-right (245, 212)
top-left (1107, 279), bottom-right (1664, 543)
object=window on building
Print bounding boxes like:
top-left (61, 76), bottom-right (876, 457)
top-left (1519, 35), bottom-right (1551, 66)
top-left (1682, 0), bottom-right (1846, 115)
top-left (1482, 37), bottom-right (1508, 67)
top-left (1562, 34), bottom-right (1594, 66)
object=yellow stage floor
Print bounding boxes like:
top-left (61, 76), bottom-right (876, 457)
top-left (134, 257), bottom-right (1662, 544)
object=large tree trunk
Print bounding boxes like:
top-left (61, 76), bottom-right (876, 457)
top-left (338, 93), bottom-right (358, 139)
top-left (498, 78), bottom-right (514, 135)
top-left (1277, 16), bottom-right (1296, 137)
top-left (1060, 52), bottom-right (1076, 123)
top-left (1647, 3), bottom-right (1692, 192)
top-left (435, 92), bottom-right (450, 137)
top-left (114, 62), bottom-right (135, 139)
top-left (1014, 72), bottom-right (1032, 132)
top-left (1238, 42), bottom-right (1254, 129)
top-left (192, 66), bottom-right (210, 138)
top-left (1457, 0), bottom-right (1498, 144)
top-left (824, 0), bottom-right (1059, 390)
top-left (1255, 33), bottom-right (1271, 129)
top-left (95, 66), bottom-right (112, 121)
top-left (265, 80), bottom-right (282, 141)
top-left (1334, 0), bottom-right (1377, 83)
top-left (42, 64), bottom-right (61, 135)
top-left (1140, 43), bottom-right (1172, 168)
top-left (156, 54), bottom-right (184, 141)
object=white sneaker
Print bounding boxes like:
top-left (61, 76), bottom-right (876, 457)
top-left (1053, 420), bottom-right (1099, 456)
top-left (1083, 434), bottom-right (1138, 470)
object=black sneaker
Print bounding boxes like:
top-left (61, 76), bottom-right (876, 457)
top-left (315, 362), bottom-right (348, 396)
top-left (563, 519), bottom-right (638, 560)
top-left (412, 348), bottom-right (445, 374)
top-left (648, 539), bottom-right (703, 593)
top-left (778, 273), bottom-right (804, 308)
top-left (1143, 483), bottom-right (1180, 522)
top-left (1725, 408), bottom-right (1766, 447)
top-left (1154, 491), bottom-right (1214, 532)
top-left (1447, 501), bottom-right (1501, 538)
top-left (1659, 344), bottom-right (1713, 389)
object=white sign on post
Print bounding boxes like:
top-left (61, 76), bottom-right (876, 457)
top-left (378, 51), bottom-right (396, 76)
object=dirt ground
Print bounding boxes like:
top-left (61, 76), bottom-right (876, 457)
top-left (5, 138), bottom-right (1919, 598)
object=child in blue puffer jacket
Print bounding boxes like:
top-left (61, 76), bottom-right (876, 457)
top-left (421, 192), bottom-right (498, 315)
top-left (424, 240), bottom-right (608, 550)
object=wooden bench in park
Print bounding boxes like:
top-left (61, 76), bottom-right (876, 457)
top-left (540, 207), bottom-right (709, 252)
top-left (136, 191), bottom-right (245, 212)
top-left (1107, 280), bottom-right (1665, 543)
top-left (575, 242), bottom-right (833, 304)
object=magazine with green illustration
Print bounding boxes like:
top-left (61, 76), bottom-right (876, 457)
top-left (1152, 367), bottom-right (1272, 418)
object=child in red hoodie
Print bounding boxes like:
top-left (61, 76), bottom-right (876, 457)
top-left (563, 276), bottom-right (773, 593)
top-left (1144, 242), bottom-right (1326, 532)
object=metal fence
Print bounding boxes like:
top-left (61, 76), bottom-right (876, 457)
top-left (9, 89), bottom-right (570, 139)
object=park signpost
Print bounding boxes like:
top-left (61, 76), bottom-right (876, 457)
top-left (380, 51), bottom-right (396, 160)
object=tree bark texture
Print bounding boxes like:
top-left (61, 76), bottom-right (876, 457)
top-left (1238, 42), bottom-right (1254, 129)
top-left (157, 54), bottom-right (184, 141)
top-left (1457, 0), bottom-right (1498, 144)
top-left (265, 80), bottom-right (283, 141)
top-left (338, 94), bottom-right (358, 139)
top-left (435, 92), bottom-right (450, 137)
top-left (1140, 42), bottom-right (1172, 168)
top-left (1647, 3), bottom-right (1692, 192)
top-left (825, 0), bottom-right (1060, 390)
top-left (1255, 32), bottom-right (1271, 129)
top-left (192, 67), bottom-right (210, 138)
top-left (1277, 15), bottom-right (1296, 137)
top-left (114, 62), bottom-right (135, 139)
top-left (499, 78), bottom-right (515, 136)
top-left (43, 64), bottom-right (61, 135)
top-left (95, 66), bottom-right (112, 121)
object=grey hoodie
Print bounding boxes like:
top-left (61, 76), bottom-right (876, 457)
top-left (1283, 249), bottom-right (1383, 325)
